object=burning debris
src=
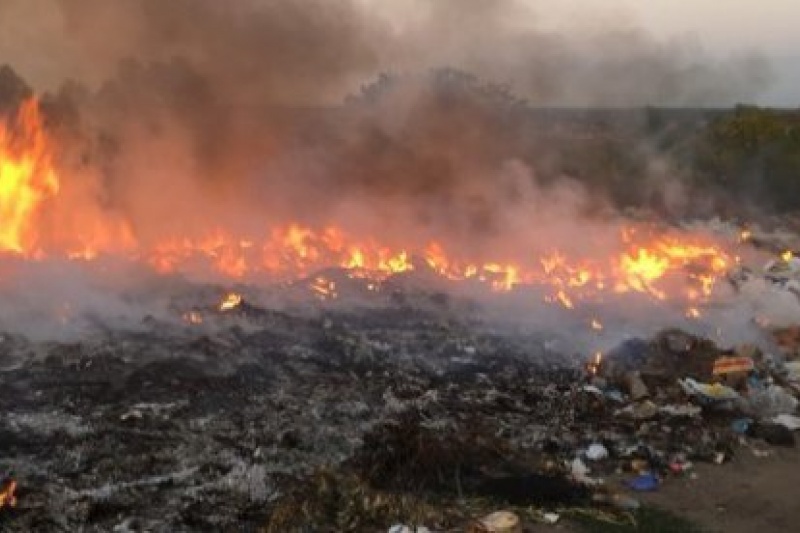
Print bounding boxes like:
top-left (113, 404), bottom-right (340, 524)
top-left (2, 84), bottom-right (800, 529)
top-left (0, 1), bottom-right (796, 530)
top-left (0, 279), bottom-right (798, 530)
top-left (0, 94), bottom-right (751, 326)
top-left (0, 98), bottom-right (58, 254)
top-left (0, 478), bottom-right (17, 510)
top-left (218, 292), bottom-right (243, 312)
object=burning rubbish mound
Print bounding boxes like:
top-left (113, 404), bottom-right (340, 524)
top-left (0, 0), bottom-right (796, 529)
top-left (0, 62), bottom-right (796, 342)
top-left (1, 288), bottom-right (800, 531)
top-left (0, 90), bottom-right (736, 295)
top-left (4, 67), bottom-right (800, 530)
top-left (0, 89), bottom-right (796, 344)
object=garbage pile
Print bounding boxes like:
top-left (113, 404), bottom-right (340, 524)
top-left (584, 328), bottom-right (800, 444)
top-left (3, 287), bottom-right (800, 531)
top-left (268, 325), bottom-right (800, 531)
top-left (576, 326), bottom-right (800, 498)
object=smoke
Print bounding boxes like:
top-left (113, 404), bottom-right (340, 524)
top-left (0, 0), bottom-right (783, 344)
top-left (0, 0), bottom-right (773, 219)
top-left (0, 0), bottom-right (772, 103)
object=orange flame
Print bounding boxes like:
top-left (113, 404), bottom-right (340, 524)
top-left (183, 310), bottom-right (203, 324)
top-left (588, 351), bottom-right (603, 375)
top-left (0, 97), bottom-right (737, 316)
top-left (219, 292), bottom-right (243, 311)
top-left (0, 479), bottom-right (17, 509)
top-left (310, 276), bottom-right (337, 300)
top-left (0, 99), bottom-right (58, 255)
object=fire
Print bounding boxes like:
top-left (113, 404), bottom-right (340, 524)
top-left (0, 98), bottom-right (58, 254)
top-left (0, 478), bottom-right (17, 509)
top-left (310, 276), bottom-right (338, 300)
top-left (618, 248), bottom-right (669, 297)
top-left (219, 292), bottom-right (243, 311)
top-left (588, 352), bottom-right (603, 375)
top-left (0, 97), bottom-right (739, 318)
top-left (183, 310), bottom-right (203, 324)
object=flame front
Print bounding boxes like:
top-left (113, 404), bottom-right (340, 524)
top-left (0, 99), bottom-right (58, 254)
top-left (0, 97), bottom-right (739, 319)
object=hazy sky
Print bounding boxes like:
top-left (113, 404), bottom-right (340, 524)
top-left (544, 1), bottom-right (796, 53)
top-left (0, 0), bottom-right (795, 106)
top-left (536, 0), bottom-right (798, 106)
top-left (364, 0), bottom-right (798, 106)
top-left (550, 0), bottom-right (798, 106)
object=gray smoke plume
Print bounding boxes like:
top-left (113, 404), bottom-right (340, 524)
top-left (0, 0), bottom-right (779, 344)
top-left (0, 0), bottom-right (774, 254)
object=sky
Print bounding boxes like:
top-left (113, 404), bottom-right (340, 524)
top-left (540, 1), bottom-right (796, 53)
top-left (547, 0), bottom-right (798, 105)
top-left (363, 0), bottom-right (798, 107)
top-left (0, 0), bottom-right (796, 107)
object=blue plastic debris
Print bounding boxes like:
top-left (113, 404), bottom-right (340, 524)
top-left (626, 472), bottom-right (659, 492)
top-left (731, 418), bottom-right (752, 435)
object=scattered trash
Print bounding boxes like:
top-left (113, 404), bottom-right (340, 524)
top-left (773, 413), bottom-right (800, 430)
top-left (478, 510), bottom-right (520, 533)
top-left (668, 460), bottom-right (693, 475)
top-left (747, 385), bottom-right (799, 418)
top-left (388, 526), bottom-right (431, 533)
top-left (630, 458), bottom-right (650, 474)
top-left (586, 443), bottom-right (609, 461)
top-left (604, 389), bottom-right (626, 403)
top-left (731, 418), bottom-right (752, 434)
top-left (582, 384), bottom-right (604, 396)
top-left (713, 355), bottom-right (755, 375)
top-left (626, 472), bottom-right (660, 492)
top-left (660, 404), bottom-right (702, 417)
top-left (120, 409), bottom-right (144, 422)
top-left (570, 458), bottom-right (601, 486)
top-left (679, 378), bottom-right (740, 401)
top-left (542, 512), bottom-right (560, 524)
top-left (7, 299), bottom-right (800, 531)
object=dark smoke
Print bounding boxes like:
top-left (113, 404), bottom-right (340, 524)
top-left (0, 0), bottom-right (775, 254)
top-left (0, 1), bottom-right (790, 353)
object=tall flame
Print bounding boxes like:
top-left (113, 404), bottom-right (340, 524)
top-left (0, 99), bottom-right (58, 254)
top-left (0, 96), bottom-right (739, 320)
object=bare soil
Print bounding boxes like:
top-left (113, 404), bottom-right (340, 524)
top-left (639, 444), bottom-right (800, 533)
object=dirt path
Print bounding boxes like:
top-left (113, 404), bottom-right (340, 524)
top-left (639, 443), bottom-right (800, 533)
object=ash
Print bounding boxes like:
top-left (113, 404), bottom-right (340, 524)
top-left (0, 286), bottom-right (582, 531)
top-left (2, 274), bottom-right (796, 532)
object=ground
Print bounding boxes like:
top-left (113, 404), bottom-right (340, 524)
top-left (2, 292), bottom-right (800, 532)
top-left (639, 444), bottom-right (800, 533)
